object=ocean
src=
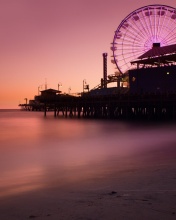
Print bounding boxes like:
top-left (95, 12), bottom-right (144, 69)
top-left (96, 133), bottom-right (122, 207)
top-left (0, 109), bottom-right (176, 198)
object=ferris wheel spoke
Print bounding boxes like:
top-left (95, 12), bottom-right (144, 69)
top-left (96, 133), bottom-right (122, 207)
top-left (121, 37), bottom-right (145, 47)
top-left (122, 15), bottom-right (153, 45)
top-left (156, 7), bottom-right (166, 41)
top-left (157, 9), bottom-right (168, 39)
top-left (155, 8), bottom-right (160, 40)
top-left (127, 26), bottom-right (145, 42)
top-left (122, 28), bottom-right (144, 44)
top-left (136, 15), bottom-right (150, 38)
top-left (123, 53), bottom-right (141, 61)
top-left (154, 8), bottom-right (159, 39)
top-left (116, 48), bottom-right (145, 55)
top-left (129, 20), bottom-right (148, 42)
top-left (154, 8), bottom-right (157, 39)
top-left (116, 50), bottom-right (144, 57)
top-left (118, 52), bottom-right (142, 62)
top-left (142, 10), bottom-right (154, 39)
top-left (132, 13), bottom-right (151, 40)
top-left (115, 26), bottom-right (144, 45)
top-left (115, 44), bottom-right (148, 53)
top-left (159, 9), bottom-right (171, 41)
top-left (127, 13), bottom-right (148, 40)
top-left (132, 49), bottom-right (146, 55)
top-left (115, 39), bottom-right (144, 49)
top-left (160, 12), bottom-right (174, 42)
top-left (124, 19), bottom-right (147, 42)
top-left (162, 32), bottom-right (176, 44)
top-left (145, 8), bottom-right (155, 37)
top-left (161, 22), bottom-right (176, 44)
top-left (121, 31), bottom-right (148, 46)
top-left (119, 62), bottom-right (132, 70)
top-left (158, 7), bottom-right (169, 38)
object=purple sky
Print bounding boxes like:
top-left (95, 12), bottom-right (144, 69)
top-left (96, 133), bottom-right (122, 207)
top-left (0, 0), bottom-right (175, 108)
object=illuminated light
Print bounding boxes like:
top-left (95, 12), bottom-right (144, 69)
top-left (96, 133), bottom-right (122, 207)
top-left (132, 77), bottom-right (136, 82)
top-left (122, 82), bottom-right (128, 87)
top-left (167, 72), bottom-right (170, 75)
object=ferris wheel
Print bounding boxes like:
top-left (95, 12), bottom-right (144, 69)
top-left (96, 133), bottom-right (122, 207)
top-left (111, 4), bottom-right (176, 74)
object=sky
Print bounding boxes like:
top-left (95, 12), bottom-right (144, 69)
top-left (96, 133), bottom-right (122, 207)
top-left (0, 0), bottom-right (176, 108)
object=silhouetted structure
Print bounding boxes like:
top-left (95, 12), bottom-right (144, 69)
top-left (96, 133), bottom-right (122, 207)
top-left (19, 44), bottom-right (176, 121)
top-left (130, 44), bottom-right (176, 94)
top-left (19, 4), bottom-right (176, 121)
top-left (102, 53), bottom-right (108, 88)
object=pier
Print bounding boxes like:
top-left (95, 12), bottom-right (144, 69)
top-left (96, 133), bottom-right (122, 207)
top-left (19, 43), bottom-right (176, 122)
top-left (19, 91), bottom-right (176, 121)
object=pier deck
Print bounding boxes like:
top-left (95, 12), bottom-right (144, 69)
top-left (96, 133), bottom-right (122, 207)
top-left (19, 92), bottom-right (176, 121)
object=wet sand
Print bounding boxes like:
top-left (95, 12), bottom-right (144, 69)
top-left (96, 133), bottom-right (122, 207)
top-left (0, 144), bottom-right (176, 220)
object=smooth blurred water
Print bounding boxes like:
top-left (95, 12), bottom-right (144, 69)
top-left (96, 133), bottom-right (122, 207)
top-left (0, 110), bottom-right (176, 198)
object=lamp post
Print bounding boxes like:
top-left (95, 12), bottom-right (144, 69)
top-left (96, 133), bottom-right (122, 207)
top-left (83, 79), bottom-right (86, 93)
top-left (38, 85), bottom-right (43, 95)
top-left (83, 79), bottom-right (89, 93)
top-left (24, 98), bottom-right (28, 105)
top-left (58, 82), bottom-right (62, 92)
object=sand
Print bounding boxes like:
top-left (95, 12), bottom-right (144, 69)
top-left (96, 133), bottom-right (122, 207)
top-left (0, 145), bottom-right (176, 220)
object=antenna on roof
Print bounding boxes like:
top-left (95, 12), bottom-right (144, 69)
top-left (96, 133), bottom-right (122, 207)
top-left (45, 78), bottom-right (47, 90)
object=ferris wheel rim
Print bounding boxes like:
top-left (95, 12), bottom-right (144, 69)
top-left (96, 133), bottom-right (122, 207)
top-left (117, 4), bottom-right (175, 30)
top-left (112, 4), bottom-right (176, 74)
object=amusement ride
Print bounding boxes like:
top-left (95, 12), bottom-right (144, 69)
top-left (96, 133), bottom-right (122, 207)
top-left (110, 4), bottom-right (176, 85)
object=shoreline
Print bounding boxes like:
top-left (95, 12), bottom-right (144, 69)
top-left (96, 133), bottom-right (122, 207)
top-left (0, 145), bottom-right (176, 220)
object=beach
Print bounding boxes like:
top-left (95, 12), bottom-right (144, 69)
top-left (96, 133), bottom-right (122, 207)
top-left (1, 143), bottom-right (176, 219)
top-left (0, 111), bottom-right (176, 219)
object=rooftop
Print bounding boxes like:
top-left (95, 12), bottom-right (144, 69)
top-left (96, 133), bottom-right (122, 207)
top-left (131, 44), bottom-right (176, 66)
